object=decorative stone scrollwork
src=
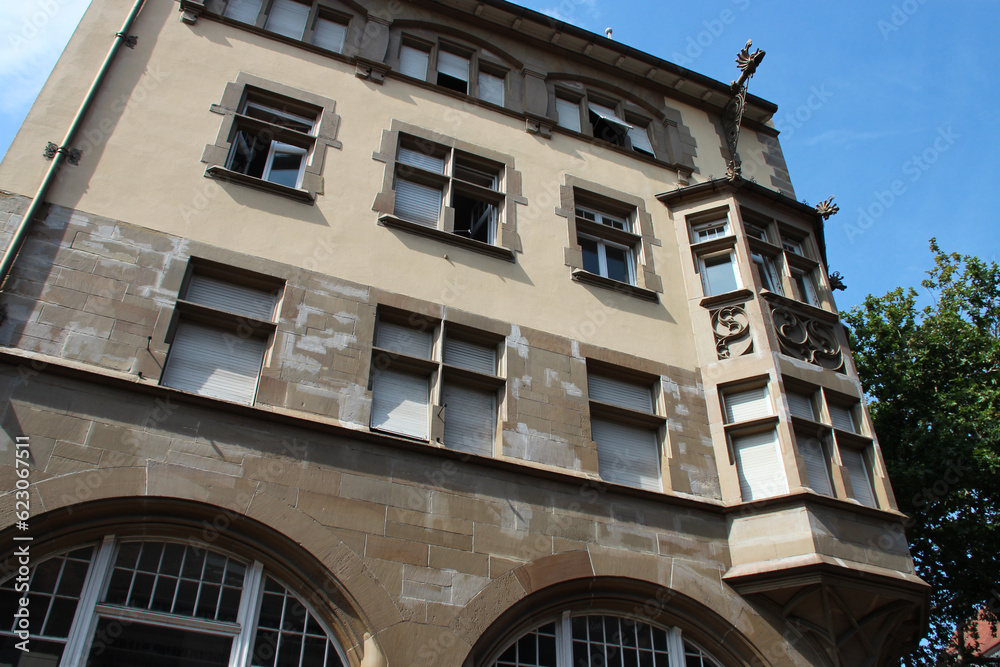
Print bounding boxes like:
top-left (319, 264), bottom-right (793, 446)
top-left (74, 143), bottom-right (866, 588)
top-left (711, 304), bottom-right (753, 359)
top-left (769, 305), bottom-right (844, 371)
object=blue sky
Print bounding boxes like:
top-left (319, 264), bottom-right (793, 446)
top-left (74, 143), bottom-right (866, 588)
top-left (2, 0), bottom-right (997, 311)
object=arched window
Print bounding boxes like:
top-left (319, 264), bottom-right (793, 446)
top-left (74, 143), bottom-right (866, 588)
top-left (491, 612), bottom-right (722, 667)
top-left (0, 537), bottom-right (348, 667)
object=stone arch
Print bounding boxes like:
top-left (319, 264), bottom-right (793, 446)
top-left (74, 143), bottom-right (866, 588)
top-left (0, 491), bottom-right (399, 666)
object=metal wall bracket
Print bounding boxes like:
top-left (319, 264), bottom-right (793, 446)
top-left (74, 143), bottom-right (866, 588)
top-left (43, 142), bottom-right (82, 165)
top-left (116, 32), bottom-right (138, 48)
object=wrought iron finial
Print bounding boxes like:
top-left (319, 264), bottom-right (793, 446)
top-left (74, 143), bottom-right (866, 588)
top-left (722, 39), bottom-right (765, 177)
top-left (828, 271), bottom-right (847, 291)
top-left (816, 196), bottom-right (840, 220)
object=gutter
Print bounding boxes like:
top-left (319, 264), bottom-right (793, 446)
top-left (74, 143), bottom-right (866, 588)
top-left (0, 0), bottom-right (147, 291)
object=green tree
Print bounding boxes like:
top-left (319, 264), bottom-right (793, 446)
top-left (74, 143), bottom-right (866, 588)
top-left (843, 241), bottom-right (1000, 664)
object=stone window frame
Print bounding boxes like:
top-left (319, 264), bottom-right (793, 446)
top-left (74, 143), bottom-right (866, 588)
top-left (556, 176), bottom-right (662, 302)
top-left (202, 73), bottom-right (342, 203)
top-left (371, 120), bottom-right (525, 261)
top-left (161, 258), bottom-right (284, 406)
top-left (719, 377), bottom-right (789, 503)
top-left (386, 27), bottom-right (522, 112)
top-left (367, 305), bottom-right (507, 452)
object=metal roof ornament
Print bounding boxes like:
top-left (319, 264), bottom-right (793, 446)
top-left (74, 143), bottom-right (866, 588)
top-left (723, 40), bottom-right (765, 180)
top-left (815, 196), bottom-right (840, 220)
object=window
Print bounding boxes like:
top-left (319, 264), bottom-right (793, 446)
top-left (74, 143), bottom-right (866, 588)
top-left (203, 74), bottom-right (342, 202)
top-left (369, 311), bottom-right (503, 455)
top-left (554, 92), bottom-right (658, 157)
top-left (391, 136), bottom-right (504, 245)
top-left (699, 252), bottom-right (740, 297)
top-left (396, 39), bottom-right (507, 106)
top-left (576, 205), bottom-right (636, 285)
top-left (264, 0), bottom-right (310, 39)
top-left (841, 447), bottom-right (877, 507)
top-left (751, 250), bottom-right (783, 294)
top-left (587, 367), bottom-right (664, 492)
top-left (311, 13), bottom-right (348, 52)
top-left (691, 218), bottom-right (730, 243)
top-left (0, 538), bottom-right (347, 666)
top-left (722, 383), bottom-right (788, 501)
top-left (223, 0), bottom-right (350, 53)
top-left (798, 433), bottom-right (834, 496)
top-left (786, 390), bottom-right (816, 420)
top-left (224, 0), bottom-right (263, 23)
top-left (226, 95), bottom-right (316, 189)
top-left (492, 612), bottom-right (721, 667)
top-left (792, 267), bottom-right (820, 306)
top-left (161, 263), bottom-right (280, 405)
top-left (782, 237), bottom-right (804, 256)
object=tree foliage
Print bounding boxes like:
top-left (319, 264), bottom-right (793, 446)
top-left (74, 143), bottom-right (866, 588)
top-left (843, 241), bottom-right (1000, 664)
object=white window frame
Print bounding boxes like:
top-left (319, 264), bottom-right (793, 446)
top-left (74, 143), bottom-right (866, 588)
top-left (0, 537), bottom-right (349, 667)
top-left (578, 233), bottom-right (636, 285)
top-left (692, 218), bottom-right (731, 243)
top-left (225, 98), bottom-right (317, 190)
top-left (751, 250), bottom-right (783, 295)
top-left (260, 141), bottom-right (309, 188)
top-left (698, 250), bottom-right (740, 297)
top-left (792, 267), bottom-right (820, 306)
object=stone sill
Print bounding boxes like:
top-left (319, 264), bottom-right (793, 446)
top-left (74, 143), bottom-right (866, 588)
top-left (378, 215), bottom-right (516, 262)
top-left (571, 270), bottom-right (659, 302)
top-left (206, 166), bottom-right (315, 204)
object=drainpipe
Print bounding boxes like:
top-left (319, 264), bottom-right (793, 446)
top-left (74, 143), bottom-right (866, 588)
top-left (0, 0), bottom-right (147, 291)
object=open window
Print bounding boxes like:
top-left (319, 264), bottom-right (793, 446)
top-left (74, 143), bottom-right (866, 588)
top-left (553, 90), bottom-right (659, 159)
top-left (396, 38), bottom-right (508, 107)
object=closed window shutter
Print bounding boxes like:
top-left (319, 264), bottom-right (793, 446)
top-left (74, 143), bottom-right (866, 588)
top-left (162, 322), bottom-right (266, 404)
top-left (829, 405), bottom-right (856, 432)
top-left (478, 71), bottom-right (504, 105)
top-left (312, 17), bottom-right (347, 52)
top-left (264, 0), bottom-right (309, 39)
top-left (224, 0), bottom-right (263, 23)
top-left (443, 337), bottom-right (495, 374)
top-left (399, 45), bottom-right (429, 80)
top-left (627, 126), bottom-right (654, 154)
top-left (799, 438), bottom-right (833, 496)
top-left (733, 431), bottom-right (787, 501)
top-left (588, 375), bottom-right (652, 413)
top-left (394, 178), bottom-right (442, 226)
top-left (841, 448), bottom-right (876, 507)
top-left (592, 419), bottom-right (661, 491)
top-left (556, 98), bottom-right (581, 132)
top-left (442, 384), bottom-right (495, 456)
top-left (371, 369), bottom-right (428, 438)
top-left (186, 275), bottom-right (277, 321)
top-left (724, 386), bottom-right (771, 423)
top-left (375, 321), bottom-right (432, 359)
top-left (437, 51), bottom-right (470, 82)
top-left (786, 392), bottom-right (815, 420)
top-left (398, 147), bottom-right (445, 173)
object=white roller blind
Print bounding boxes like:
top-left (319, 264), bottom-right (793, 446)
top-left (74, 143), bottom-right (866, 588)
top-left (444, 337), bottom-right (496, 374)
top-left (162, 322), bottom-right (266, 405)
top-left (478, 71), bottom-right (504, 106)
top-left (436, 50), bottom-right (470, 82)
top-left (556, 98), bottom-right (581, 132)
top-left (592, 419), bottom-right (661, 492)
top-left (394, 178), bottom-right (442, 226)
top-left (799, 438), bottom-right (833, 496)
top-left (733, 431), bottom-right (787, 501)
top-left (312, 16), bottom-right (347, 53)
top-left (442, 384), bottom-right (495, 456)
top-left (588, 374), bottom-right (652, 413)
top-left (375, 321), bottom-right (432, 359)
top-left (589, 102), bottom-right (632, 129)
top-left (724, 386), bottom-right (771, 423)
top-left (186, 274), bottom-right (277, 321)
top-left (224, 0), bottom-right (262, 23)
top-left (841, 448), bottom-right (876, 507)
top-left (399, 45), bottom-right (429, 80)
top-left (829, 405), bottom-right (856, 432)
top-left (264, 0), bottom-right (309, 39)
top-left (398, 147), bottom-right (444, 173)
top-left (627, 126), bottom-right (654, 154)
top-left (786, 392), bottom-right (815, 420)
top-left (371, 370), bottom-right (428, 439)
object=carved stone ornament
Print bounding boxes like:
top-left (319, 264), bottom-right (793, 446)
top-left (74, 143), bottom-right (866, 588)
top-left (769, 304), bottom-right (844, 371)
top-left (179, 0), bottom-right (206, 24)
top-left (711, 304), bottom-right (753, 359)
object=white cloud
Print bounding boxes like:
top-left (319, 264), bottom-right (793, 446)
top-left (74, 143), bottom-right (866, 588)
top-left (0, 0), bottom-right (92, 115)
top-left (801, 128), bottom-right (896, 148)
top-left (539, 0), bottom-right (600, 29)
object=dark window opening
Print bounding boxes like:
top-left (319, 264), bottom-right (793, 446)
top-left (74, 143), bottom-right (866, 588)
top-left (452, 193), bottom-right (495, 243)
top-left (437, 72), bottom-right (468, 94)
top-left (229, 130), bottom-right (271, 179)
top-left (589, 110), bottom-right (628, 147)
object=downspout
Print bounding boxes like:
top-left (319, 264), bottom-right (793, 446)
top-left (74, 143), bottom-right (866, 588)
top-left (0, 0), bottom-right (147, 291)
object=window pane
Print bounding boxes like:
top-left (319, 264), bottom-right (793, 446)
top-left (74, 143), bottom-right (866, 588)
top-left (799, 436), bottom-right (833, 496)
top-left (442, 383), bottom-right (496, 456)
top-left (161, 322), bottom-right (267, 405)
top-left (224, 0), bottom-right (263, 24)
top-left (723, 386), bottom-right (771, 423)
top-left (370, 369), bottom-right (429, 439)
top-left (733, 430), bottom-right (788, 501)
top-left (312, 17), bottom-right (346, 53)
top-left (376, 321), bottom-right (433, 359)
top-left (437, 51), bottom-right (470, 93)
top-left (0, 638), bottom-right (66, 665)
top-left (556, 98), bottom-right (582, 132)
top-left (399, 45), bottom-right (430, 80)
top-left (702, 254), bottom-right (738, 295)
top-left (603, 244), bottom-right (630, 283)
top-left (185, 274), bottom-right (278, 322)
top-left (579, 236), bottom-right (600, 275)
top-left (452, 193), bottom-right (495, 243)
top-left (394, 178), bottom-right (442, 226)
top-left (266, 144), bottom-right (306, 188)
top-left (443, 337), bottom-right (496, 374)
top-left (479, 71), bottom-right (505, 105)
top-left (588, 375), bottom-right (652, 413)
top-left (842, 448), bottom-right (876, 507)
top-left (86, 618), bottom-right (233, 667)
top-left (398, 146), bottom-right (445, 174)
top-left (627, 125), bottom-right (654, 155)
top-left (228, 130), bottom-right (271, 178)
top-left (592, 419), bottom-right (661, 492)
top-left (265, 0), bottom-right (309, 40)
top-left (829, 405), bottom-right (856, 432)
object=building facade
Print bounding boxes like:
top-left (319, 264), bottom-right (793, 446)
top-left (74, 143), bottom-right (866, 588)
top-left (0, 0), bottom-right (927, 665)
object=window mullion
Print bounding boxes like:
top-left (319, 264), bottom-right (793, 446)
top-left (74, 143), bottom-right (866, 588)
top-left (667, 627), bottom-right (685, 667)
top-left (230, 561), bottom-right (265, 667)
top-left (597, 240), bottom-right (609, 277)
top-left (557, 612), bottom-right (573, 667)
top-left (60, 535), bottom-right (116, 667)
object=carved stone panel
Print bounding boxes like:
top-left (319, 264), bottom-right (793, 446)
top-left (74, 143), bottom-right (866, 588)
top-left (711, 304), bottom-right (753, 359)
top-left (768, 302), bottom-right (844, 371)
